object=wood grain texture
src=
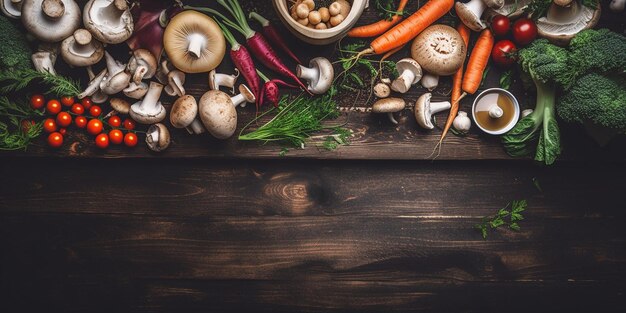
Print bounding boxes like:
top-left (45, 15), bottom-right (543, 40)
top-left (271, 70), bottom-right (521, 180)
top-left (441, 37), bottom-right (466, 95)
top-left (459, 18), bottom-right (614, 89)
top-left (2, 1), bottom-right (624, 160)
top-left (1, 159), bottom-right (625, 312)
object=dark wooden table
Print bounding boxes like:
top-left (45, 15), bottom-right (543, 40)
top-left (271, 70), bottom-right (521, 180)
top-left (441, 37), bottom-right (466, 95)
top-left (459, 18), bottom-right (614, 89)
top-left (1, 1), bottom-right (625, 312)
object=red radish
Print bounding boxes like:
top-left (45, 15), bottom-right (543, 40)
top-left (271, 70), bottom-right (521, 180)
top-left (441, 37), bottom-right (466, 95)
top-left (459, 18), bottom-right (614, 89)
top-left (217, 21), bottom-right (262, 109)
top-left (257, 70), bottom-right (297, 108)
top-left (249, 12), bottom-right (301, 64)
top-left (215, 0), bottom-right (311, 94)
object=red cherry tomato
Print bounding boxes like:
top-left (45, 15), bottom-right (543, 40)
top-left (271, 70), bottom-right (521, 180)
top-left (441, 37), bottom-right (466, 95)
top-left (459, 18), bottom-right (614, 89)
top-left (492, 40), bottom-right (518, 68)
top-left (61, 96), bottom-right (74, 106)
top-left (56, 112), bottom-right (72, 127)
top-left (95, 133), bottom-right (109, 149)
top-left (109, 129), bottom-right (124, 144)
top-left (108, 115), bottom-right (121, 128)
top-left (81, 97), bottom-right (92, 109)
top-left (87, 119), bottom-right (103, 135)
top-left (491, 14), bottom-right (510, 38)
top-left (75, 116), bottom-right (87, 128)
top-left (123, 118), bottom-right (136, 130)
top-left (43, 118), bottom-right (57, 133)
top-left (30, 94), bottom-right (45, 110)
top-left (70, 103), bottom-right (85, 115)
top-left (89, 105), bottom-right (102, 117)
top-left (124, 132), bottom-right (138, 147)
top-left (59, 128), bottom-right (67, 136)
top-left (47, 132), bottom-right (63, 148)
top-left (46, 99), bottom-right (62, 115)
top-left (21, 120), bottom-right (36, 133)
top-left (512, 18), bottom-right (537, 46)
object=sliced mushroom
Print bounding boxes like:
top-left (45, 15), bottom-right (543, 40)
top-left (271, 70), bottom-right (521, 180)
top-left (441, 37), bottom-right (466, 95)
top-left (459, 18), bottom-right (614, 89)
top-left (78, 66), bottom-right (108, 103)
top-left (455, 0), bottom-right (504, 32)
top-left (296, 57), bottom-right (334, 95)
top-left (123, 81), bottom-right (148, 99)
top-left (1, 0), bottom-right (23, 18)
top-left (208, 69), bottom-right (239, 94)
top-left (170, 95), bottom-right (205, 135)
top-left (411, 25), bottom-right (466, 91)
top-left (146, 123), bottom-right (170, 152)
top-left (127, 49), bottom-right (157, 84)
top-left (156, 60), bottom-right (186, 97)
top-left (390, 58), bottom-right (422, 94)
top-left (537, 0), bottom-right (601, 46)
top-left (372, 98), bottom-right (405, 125)
top-left (163, 10), bottom-right (226, 73)
top-left (83, 0), bottom-right (133, 44)
top-left (129, 81), bottom-right (166, 124)
top-left (60, 29), bottom-right (104, 67)
top-left (198, 90), bottom-right (239, 139)
top-left (22, 0), bottom-right (81, 42)
top-left (31, 44), bottom-right (58, 75)
top-left (100, 51), bottom-right (130, 95)
top-left (414, 93), bottom-right (451, 129)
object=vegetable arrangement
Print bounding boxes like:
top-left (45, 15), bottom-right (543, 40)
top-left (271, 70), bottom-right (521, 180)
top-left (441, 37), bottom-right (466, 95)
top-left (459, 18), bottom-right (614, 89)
top-left (0, 0), bottom-right (623, 162)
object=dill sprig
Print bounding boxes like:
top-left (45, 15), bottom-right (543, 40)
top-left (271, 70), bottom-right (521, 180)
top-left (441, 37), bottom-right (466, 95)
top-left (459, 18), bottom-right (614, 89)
top-left (0, 69), bottom-right (81, 97)
top-left (239, 87), bottom-right (345, 148)
top-left (0, 96), bottom-right (44, 150)
top-left (476, 200), bottom-right (527, 239)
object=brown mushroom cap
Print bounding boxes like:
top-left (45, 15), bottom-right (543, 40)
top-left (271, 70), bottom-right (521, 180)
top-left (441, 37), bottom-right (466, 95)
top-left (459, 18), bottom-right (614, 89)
top-left (411, 25), bottom-right (466, 76)
top-left (198, 90), bottom-right (237, 139)
top-left (238, 84), bottom-right (256, 103)
top-left (170, 95), bottom-right (198, 129)
top-left (372, 98), bottom-right (405, 113)
top-left (127, 49), bottom-right (157, 83)
top-left (164, 10), bottom-right (226, 74)
top-left (109, 97), bottom-right (130, 114)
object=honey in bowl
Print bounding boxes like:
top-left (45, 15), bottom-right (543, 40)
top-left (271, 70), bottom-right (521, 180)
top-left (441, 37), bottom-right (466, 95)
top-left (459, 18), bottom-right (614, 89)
top-left (472, 88), bottom-right (520, 135)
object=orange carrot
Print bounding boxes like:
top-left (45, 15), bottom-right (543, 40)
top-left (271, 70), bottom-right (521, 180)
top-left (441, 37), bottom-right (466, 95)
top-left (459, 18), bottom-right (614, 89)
top-left (451, 28), bottom-right (494, 108)
top-left (348, 0), bottom-right (409, 38)
top-left (439, 23), bottom-right (471, 144)
top-left (362, 0), bottom-right (454, 55)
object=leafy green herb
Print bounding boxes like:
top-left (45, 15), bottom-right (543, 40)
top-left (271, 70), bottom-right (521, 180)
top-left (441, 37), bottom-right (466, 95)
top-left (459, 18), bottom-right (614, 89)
top-left (374, 0), bottom-right (403, 21)
top-left (500, 69), bottom-right (513, 90)
top-left (0, 69), bottom-right (81, 97)
top-left (239, 87), bottom-right (348, 149)
top-left (321, 127), bottom-right (351, 150)
top-left (0, 97), bottom-right (44, 150)
top-left (337, 42), bottom-right (396, 91)
top-left (480, 66), bottom-right (491, 87)
top-left (476, 200), bottom-right (527, 239)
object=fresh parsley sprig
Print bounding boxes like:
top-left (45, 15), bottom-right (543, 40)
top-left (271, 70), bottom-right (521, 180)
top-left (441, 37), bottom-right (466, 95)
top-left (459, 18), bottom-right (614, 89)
top-left (476, 200), bottom-right (527, 239)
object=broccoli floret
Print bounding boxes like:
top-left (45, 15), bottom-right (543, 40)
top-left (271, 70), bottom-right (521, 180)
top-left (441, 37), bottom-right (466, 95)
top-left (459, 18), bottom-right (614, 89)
top-left (558, 74), bottom-right (626, 130)
top-left (517, 39), bottom-right (575, 88)
top-left (0, 16), bottom-right (31, 72)
top-left (568, 29), bottom-right (626, 80)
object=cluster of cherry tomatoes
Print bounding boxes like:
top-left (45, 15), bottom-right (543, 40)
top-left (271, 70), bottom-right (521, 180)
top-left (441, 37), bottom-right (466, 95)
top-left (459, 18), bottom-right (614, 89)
top-left (31, 94), bottom-right (139, 149)
top-left (490, 15), bottom-right (538, 68)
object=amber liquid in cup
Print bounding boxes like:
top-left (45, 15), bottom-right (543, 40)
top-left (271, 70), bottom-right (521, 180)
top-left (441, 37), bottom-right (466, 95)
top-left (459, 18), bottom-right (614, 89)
top-left (474, 92), bottom-right (516, 132)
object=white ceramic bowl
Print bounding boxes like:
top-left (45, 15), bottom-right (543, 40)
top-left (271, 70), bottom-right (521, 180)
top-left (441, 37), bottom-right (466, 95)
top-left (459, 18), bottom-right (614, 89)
top-left (472, 88), bottom-right (520, 135)
top-left (272, 0), bottom-right (368, 45)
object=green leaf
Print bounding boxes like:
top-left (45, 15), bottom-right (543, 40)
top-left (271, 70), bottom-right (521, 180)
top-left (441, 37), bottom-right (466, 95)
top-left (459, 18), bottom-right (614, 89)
top-left (510, 213), bottom-right (524, 222)
top-left (498, 208), bottom-right (510, 217)
top-left (490, 217), bottom-right (505, 228)
top-left (500, 70), bottom-right (513, 90)
top-left (509, 222), bottom-right (521, 231)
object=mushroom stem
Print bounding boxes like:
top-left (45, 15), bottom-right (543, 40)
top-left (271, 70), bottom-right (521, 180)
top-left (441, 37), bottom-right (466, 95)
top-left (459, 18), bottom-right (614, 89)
top-left (139, 82), bottom-right (164, 111)
top-left (231, 93), bottom-right (246, 108)
top-left (464, 0), bottom-right (487, 18)
top-left (79, 66), bottom-right (107, 99)
top-left (296, 65), bottom-right (318, 83)
top-left (41, 0), bottom-right (65, 19)
top-left (431, 101), bottom-right (452, 114)
top-left (187, 33), bottom-right (205, 59)
top-left (104, 51), bottom-right (124, 75)
top-left (387, 112), bottom-right (399, 125)
top-left (392, 70), bottom-right (416, 93)
top-left (146, 126), bottom-right (160, 145)
top-left (187, 119), bottom-right (205, 135)
top-left (102, 0), bottom-right (127, 20)
top-left (213, 72), bottom-right (238, 93)
top-left (169, 73), bottom-right (185, 96)
top-left (132, 66), bottom-right (148, 84)
top-left (488, 104), bottom-right (504, 118)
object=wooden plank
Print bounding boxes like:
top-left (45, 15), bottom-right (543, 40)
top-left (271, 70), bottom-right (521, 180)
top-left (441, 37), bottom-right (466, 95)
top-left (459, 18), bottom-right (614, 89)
top-left (1, 160), bottom-right (625, 311)
top-left (2, 1), bottom-right (625, 160)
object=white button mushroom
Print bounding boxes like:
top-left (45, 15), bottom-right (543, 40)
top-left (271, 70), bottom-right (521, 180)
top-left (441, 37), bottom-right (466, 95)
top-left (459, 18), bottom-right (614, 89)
top-left (129, 81), bottom-right (166, 125)
top-left (198, 90), bottom-right (238, 140)
top-left (60, 29), bottom-right (104, 67)
top-left (170, 95), bottom-right (205, 135)
top-left (372, 97), bottom-right (406, 125)
top-left (127, 49), bottom-right (157, 84)
top-left (79, 66), bottom-right (108, 103)
top-left (390, 58), bottom-right (422, 94)
top-left (1, 0), bottom-right (23, 19)
top-left (329, 2), bottom-right (341, 16)
top-left (156, 60), bottom-right (186, 97)
top-left (21, 0), bottom-right (81, 42)
top-left (488, 104), bottom-right (504, 118)
top-left (611, 0), bottom-right (625, 12)
top-left (455, 0), bottom-right (504, 32)
top-left (208, 69), bottom-right (240, 94)
top-left (31, 44), bottom-right (58, 75)
top-left (414, 93), bottom-right (452, 130)
top-left (296, 3), bottom-right (310, 19)
top-left (100, 51), bottom-right (131, 95)
top-left (83, 0), bottom-right (134, 44)
top-left (145, 123), bottom-right (171, 152)
top-left (296, 57), bottom-right (334, 95)
top-left (163, 10), bottom-right (226, 74)
top-left (453, 111), bottom-right (472, 133)
top-left (123, 82), bottom-right (148, 99)
top-left (411, 25), bottom-right (467, 92)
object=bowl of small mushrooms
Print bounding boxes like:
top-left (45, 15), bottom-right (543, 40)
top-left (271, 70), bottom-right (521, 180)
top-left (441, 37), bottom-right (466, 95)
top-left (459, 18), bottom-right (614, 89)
top-left (273, 0), bottom-right (368, 45)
